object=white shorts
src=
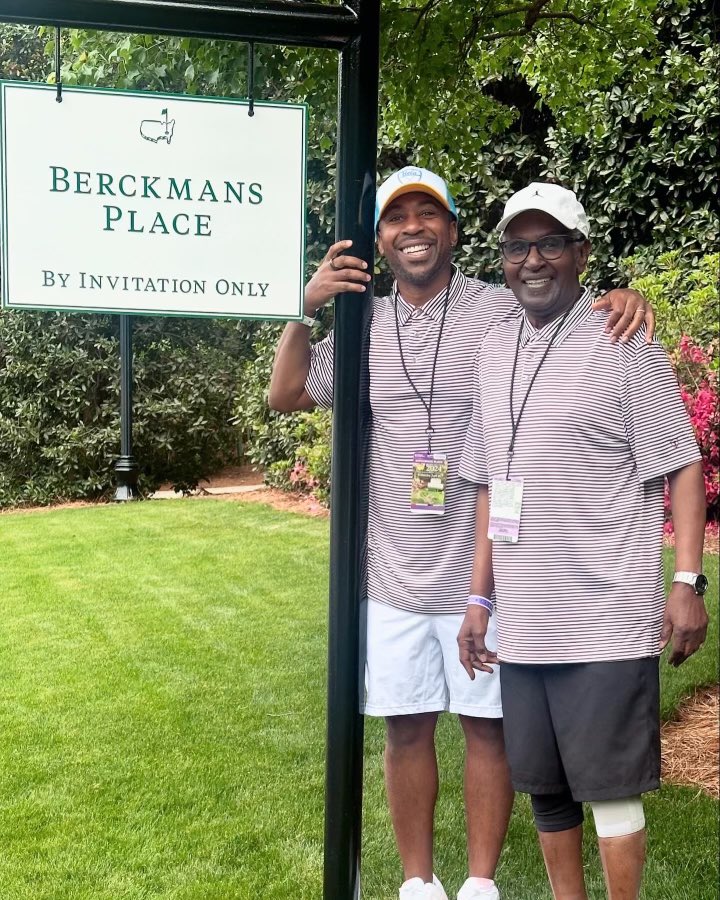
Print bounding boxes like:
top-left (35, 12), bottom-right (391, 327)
top-left (363, 599), bottom-right (503, 718)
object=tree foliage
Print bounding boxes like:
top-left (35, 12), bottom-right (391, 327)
top-left (626, 252), bottom-right (719, 362)
top-left (0, 22), bottom-right (48, 81)
top-left (0, 1), bottom-right (716, 507)
top-left (543, 0), bottom-right (719, 282)
top-left (376, 0), bottom-right (658, 169)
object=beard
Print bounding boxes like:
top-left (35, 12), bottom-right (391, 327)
top-left (389, 244), bottom-right (454, 287)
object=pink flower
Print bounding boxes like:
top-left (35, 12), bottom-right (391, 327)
top-left (665, 334), bottom-right (719, 525)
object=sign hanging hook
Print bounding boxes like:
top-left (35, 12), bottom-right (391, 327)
top-left (54, 26), bottom-right (62, 103)
top-left (247, 41), bottom-right (255, 117)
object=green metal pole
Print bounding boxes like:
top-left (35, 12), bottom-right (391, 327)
top-left (113, 313), bottom-right (139, 500)
top-left (325, 1), bottom-right (379, 897)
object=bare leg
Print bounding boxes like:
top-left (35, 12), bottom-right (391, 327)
top-left (537, 826), bottom-right (588, 900)
top-left (598, 830), bottom-right (646, 900)
top-left (385, 712), bottom-right (439, 883)
top-left (460, 715), bottom-right (514, 878)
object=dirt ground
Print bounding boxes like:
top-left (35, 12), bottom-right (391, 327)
top-left (190, 465), bottom-right (329, 517)
top-left (223, 486), bottom-right (329, 517)
top-left (195, 464), bottom-right (265, 489)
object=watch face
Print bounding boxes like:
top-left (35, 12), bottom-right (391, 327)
top-left (695, 574), bottom-right (709, 595)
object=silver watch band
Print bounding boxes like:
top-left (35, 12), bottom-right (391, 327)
top-left (672, 571), bottom-right (701, 587)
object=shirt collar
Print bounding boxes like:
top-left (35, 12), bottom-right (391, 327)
top-left (394, 266), bottom-right (467, 325)
top-left (519, 288), bottom-right (594, 348)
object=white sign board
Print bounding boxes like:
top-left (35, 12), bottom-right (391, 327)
top-left (0, 83), bottom-right (307, 319)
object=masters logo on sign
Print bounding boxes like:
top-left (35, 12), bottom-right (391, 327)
top-left (0, 83), bottom-right (307, 320)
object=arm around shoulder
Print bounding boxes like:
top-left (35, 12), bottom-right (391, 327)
top-left (592, 287), bottom-right (655, 343)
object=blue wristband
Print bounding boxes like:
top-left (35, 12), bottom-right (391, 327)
top-left (467, 594), bottom-right (493, 615)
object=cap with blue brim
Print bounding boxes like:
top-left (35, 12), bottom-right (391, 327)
top-left (374, 166), bottom-right (457, 230)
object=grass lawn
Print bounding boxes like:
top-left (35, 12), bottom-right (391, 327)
top-left (0, 500), bottom-right (716, 899)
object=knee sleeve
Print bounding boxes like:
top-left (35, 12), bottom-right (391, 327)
top-left (590, 796), bottom-right (645, 838)
top-left (531, 789), bottom-right (584, 833)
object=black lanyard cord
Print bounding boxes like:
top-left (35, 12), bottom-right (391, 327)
top-left (394, 275), bottom-right (453, 453)
top-left (506, 309), bottom-right (570, 479)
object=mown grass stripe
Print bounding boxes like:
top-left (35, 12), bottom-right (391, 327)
top-left (0, 502), bottom-right (716, 898)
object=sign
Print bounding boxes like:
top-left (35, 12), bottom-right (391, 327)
top-left (0, 82), bottom-right (307, 319)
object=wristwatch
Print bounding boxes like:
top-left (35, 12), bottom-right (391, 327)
top-left (300, 314), bottom-right (317, 328)
top-left (672, 571), bottom-right (709, 595)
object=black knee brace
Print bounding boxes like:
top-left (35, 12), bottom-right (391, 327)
top-left (531, 789), bottom-right (584, 833)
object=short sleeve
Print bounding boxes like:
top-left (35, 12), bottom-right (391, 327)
top-left (477, 285), bottom-right (522, 333)
top-left (305, 330), bottom-right (335, 409)
top-left (620, 336), bottom-right (701, 482)
top-left (459, 350), bottom-right (489, 485)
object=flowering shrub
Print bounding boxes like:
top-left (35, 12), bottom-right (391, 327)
top-left (627, 252), bottom-right (718, 535)
top-left (664, 336), bottom-right (719, 531)
top-left (266, 408), bottom-right (332, 505)
top-left (627, 252), bottom-right (718, 357)
top-left (288, 459), bottom-right (319, 491)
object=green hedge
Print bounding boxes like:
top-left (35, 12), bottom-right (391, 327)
top-left (0, 311), bottom-right (248, 505)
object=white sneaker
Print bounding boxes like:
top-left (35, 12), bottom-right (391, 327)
top-left (399, 874), bottom-right (449, 899)
top-left (456, 877), bottom-right (500, 900)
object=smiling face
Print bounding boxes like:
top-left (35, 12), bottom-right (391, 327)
top-left (502, 210), bottom-right (590, 327)
top-left (376, 191), bottom-right (457, 302)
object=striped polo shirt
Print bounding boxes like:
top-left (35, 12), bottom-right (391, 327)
top-left (305, 268), bottom-right (519, 615)
top-left (459, 289), bottom-right (701, 664)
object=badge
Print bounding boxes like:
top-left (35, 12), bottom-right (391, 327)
top-left (411, 451), bottom-right (448, 515)
top-left (488, 476), bottom-right (523, 542)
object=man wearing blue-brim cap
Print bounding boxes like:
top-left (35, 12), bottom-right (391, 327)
top-left (269, 166), bottom-right (654, 900)
top-left (373, 165), bottom-right (458, 230)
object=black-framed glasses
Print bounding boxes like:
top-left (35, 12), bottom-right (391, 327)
top-left (499, 234), bottom-right (585, 264)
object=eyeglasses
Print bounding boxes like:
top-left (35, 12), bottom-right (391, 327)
top-left (499, 234), bottom-right (585, 264)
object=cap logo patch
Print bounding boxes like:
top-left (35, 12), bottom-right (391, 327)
top-left (398, 166), bottom-right (423, 183)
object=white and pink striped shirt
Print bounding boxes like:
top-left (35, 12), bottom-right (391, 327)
top-left (459, 289), bottom-right (700, 664)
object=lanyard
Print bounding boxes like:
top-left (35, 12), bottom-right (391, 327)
top-left (394, 276), bottom-right (452, 452)
top-left (506, 310), bottom-right (570, 479)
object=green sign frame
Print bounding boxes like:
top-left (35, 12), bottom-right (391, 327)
top-left (0, 81), bottom-right (308, 321)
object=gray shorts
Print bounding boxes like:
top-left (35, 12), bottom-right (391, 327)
top-left (500, 657), bottom-right (660, 801)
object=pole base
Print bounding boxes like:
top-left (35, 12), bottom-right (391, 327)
top-left (114, 455), bottom-right (140, 501)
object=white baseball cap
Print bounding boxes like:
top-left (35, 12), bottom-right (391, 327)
top-left (497, 182), bottom-right (590, 238)
top-left (374, 166), bottom-right (457, 230)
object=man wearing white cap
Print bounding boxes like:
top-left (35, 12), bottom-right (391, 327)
top-left (269, 168), bottom-right (653, 900)
top-left (458, 183), bottom-right (707, 899)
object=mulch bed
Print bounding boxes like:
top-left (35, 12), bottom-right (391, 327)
top-left (220, 486), bottom-right (328, 517)
top-left (661, 685), bottom-right (719, 798)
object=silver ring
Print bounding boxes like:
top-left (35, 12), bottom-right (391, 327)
top-left (329, 256), bottom-right (340, 271)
